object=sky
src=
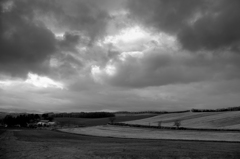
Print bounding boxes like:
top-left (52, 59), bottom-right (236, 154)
top-left (1, 0), bottom-right (240, 112)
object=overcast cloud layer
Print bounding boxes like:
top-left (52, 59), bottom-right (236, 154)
top-left (1, 0), bottom-right (240, 112)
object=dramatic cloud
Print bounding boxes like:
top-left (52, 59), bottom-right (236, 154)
top-left (92, 46), bottom-right (240, 88)
top-left (179, 0), bottom-right (240, 51)
top-left (127, 0), bottom-right (205, 34)
top-left (0, 0), bottom-right (123, 78)
top-left (1, 0), bottom-right (240, 112)
top-left (127, 0), bottom-right (240, 51)
top-left (0, 0), bottom-right (57, 77)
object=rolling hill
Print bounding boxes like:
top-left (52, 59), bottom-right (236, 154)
top-left (55, 114), bottom-right (156, 127)
top-left (124, 111), bottom-right (240, 129)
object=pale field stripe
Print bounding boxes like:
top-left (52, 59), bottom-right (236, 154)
top-left (125, 111), bottom-right (240, 129)
top-left (60, 125), bottom-right (240, 142)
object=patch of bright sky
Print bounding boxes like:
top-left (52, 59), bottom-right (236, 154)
top-left (55, 33), bottom-right (65, 40)
top-left (91, 65), bottom-right (102, 83)
top-left (91, 62), bottom-right (117, 83)
top-left (102, 24), bottom-right (179, 53)
top-left (0, 73), bottom-right (65, 90)
top-left (92, 25), bottom-right (179, 82)
top-left (0, 78), bottom-right (24, 88)
top-left (25, 73), bottom-right (64, 89)
top-left (0, 81), bottom-right (13, 87)
top-left (103, 26), bottom-right (148, 44)
top-left (105, 64), bottom-right (116, 76)
top-left (119, 51), bottom-right (144, 61)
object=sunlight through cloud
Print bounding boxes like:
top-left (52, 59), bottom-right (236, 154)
top-left (25, 73), bottom-right (64, 89)
top-left (91, 63), bottom-right (117, 83)
top-left (103, 26), bottom-right (148, 44)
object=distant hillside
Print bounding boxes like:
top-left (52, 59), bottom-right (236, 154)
top-left (125, 111), bottom-right (240, 129)
top-left (0, 108), bottom-right (42, 114)
top-left (115, 106), bottom-right (240, 114)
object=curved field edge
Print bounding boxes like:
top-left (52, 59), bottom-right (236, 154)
top-left (59, 125), bottom-right (240, 142)
top-left (124, 111), bottom-right (240, 129)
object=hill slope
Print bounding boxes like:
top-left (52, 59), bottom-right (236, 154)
top-left (55, 114), bottom-right (156, 127)
top-left (125, 111), bottom-right (240, 129)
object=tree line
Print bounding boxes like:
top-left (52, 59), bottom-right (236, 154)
top-left (191, 106), bottom-right (240, 112)
top-left (115, 110), bottom-right (190, 114)
top-left (1, 114), bottom-right (40, 127)
top-left (52, 112), bottom-right (115, 118)
top-left (0, 113), bottom-right (55, 127)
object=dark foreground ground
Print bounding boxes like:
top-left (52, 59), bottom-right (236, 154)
top-left (0, 128), bottom-right (240, 159)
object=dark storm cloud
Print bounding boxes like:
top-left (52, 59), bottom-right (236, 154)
top-left (36, 0), bottom-right (111, 43)
top-left (179, 0), bottom-right (240, 51)
top-left (0, 0), bottom-right (57, 77)
top-left (127, 0), bottom-right (240, 51)
top-left (0, 0), bottom-right (115, 78)
top-left (127, 0), bottom-right (205, 34)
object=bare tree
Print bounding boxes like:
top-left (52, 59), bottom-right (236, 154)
top-left (174, 120), bottom-right (181, 129)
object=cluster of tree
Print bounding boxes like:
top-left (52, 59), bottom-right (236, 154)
top-left (2, 114), bottom-right (40, 127)
top-left (191, 106), bottom-right (240, 112)
top-left (42, 113), bottom-right (54, 121)
top-left (53, 112), bottom-right (115, 118)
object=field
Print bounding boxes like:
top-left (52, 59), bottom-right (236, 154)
top-left (2, 112), bottom-right (240, 158)
top-left (1, 128), bottom-right (240, 159)
top-left (125, 111), bottom-right (240, 129)
top-left (55, 114), bottom-right (155, 127)
top-left (60, 125), bottom-right (240, 142)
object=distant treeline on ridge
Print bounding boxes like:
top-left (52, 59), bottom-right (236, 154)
top-left (115, 110), bottom-right (190, 114)
top-left (115, 106), bottom-right (240, 114)
top-left (191, 106), bottom-right (240, 112)
top-left (53, 112), bottom-right (115, 118)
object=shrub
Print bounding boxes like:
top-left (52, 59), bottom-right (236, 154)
top-left (173, 120), bottom-right (181, 128)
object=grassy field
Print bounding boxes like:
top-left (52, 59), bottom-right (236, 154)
top-left (1, 128), bottom-right (240, 159)
top-left (60, 125), bottom-right (240, 142)
top-left (125, 111), bottom-right (240, 129)
top-left (55, 114), bottom-right (155, 127)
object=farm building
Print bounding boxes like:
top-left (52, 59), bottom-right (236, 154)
top-left (37, 120), bottom-right (56, 127)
